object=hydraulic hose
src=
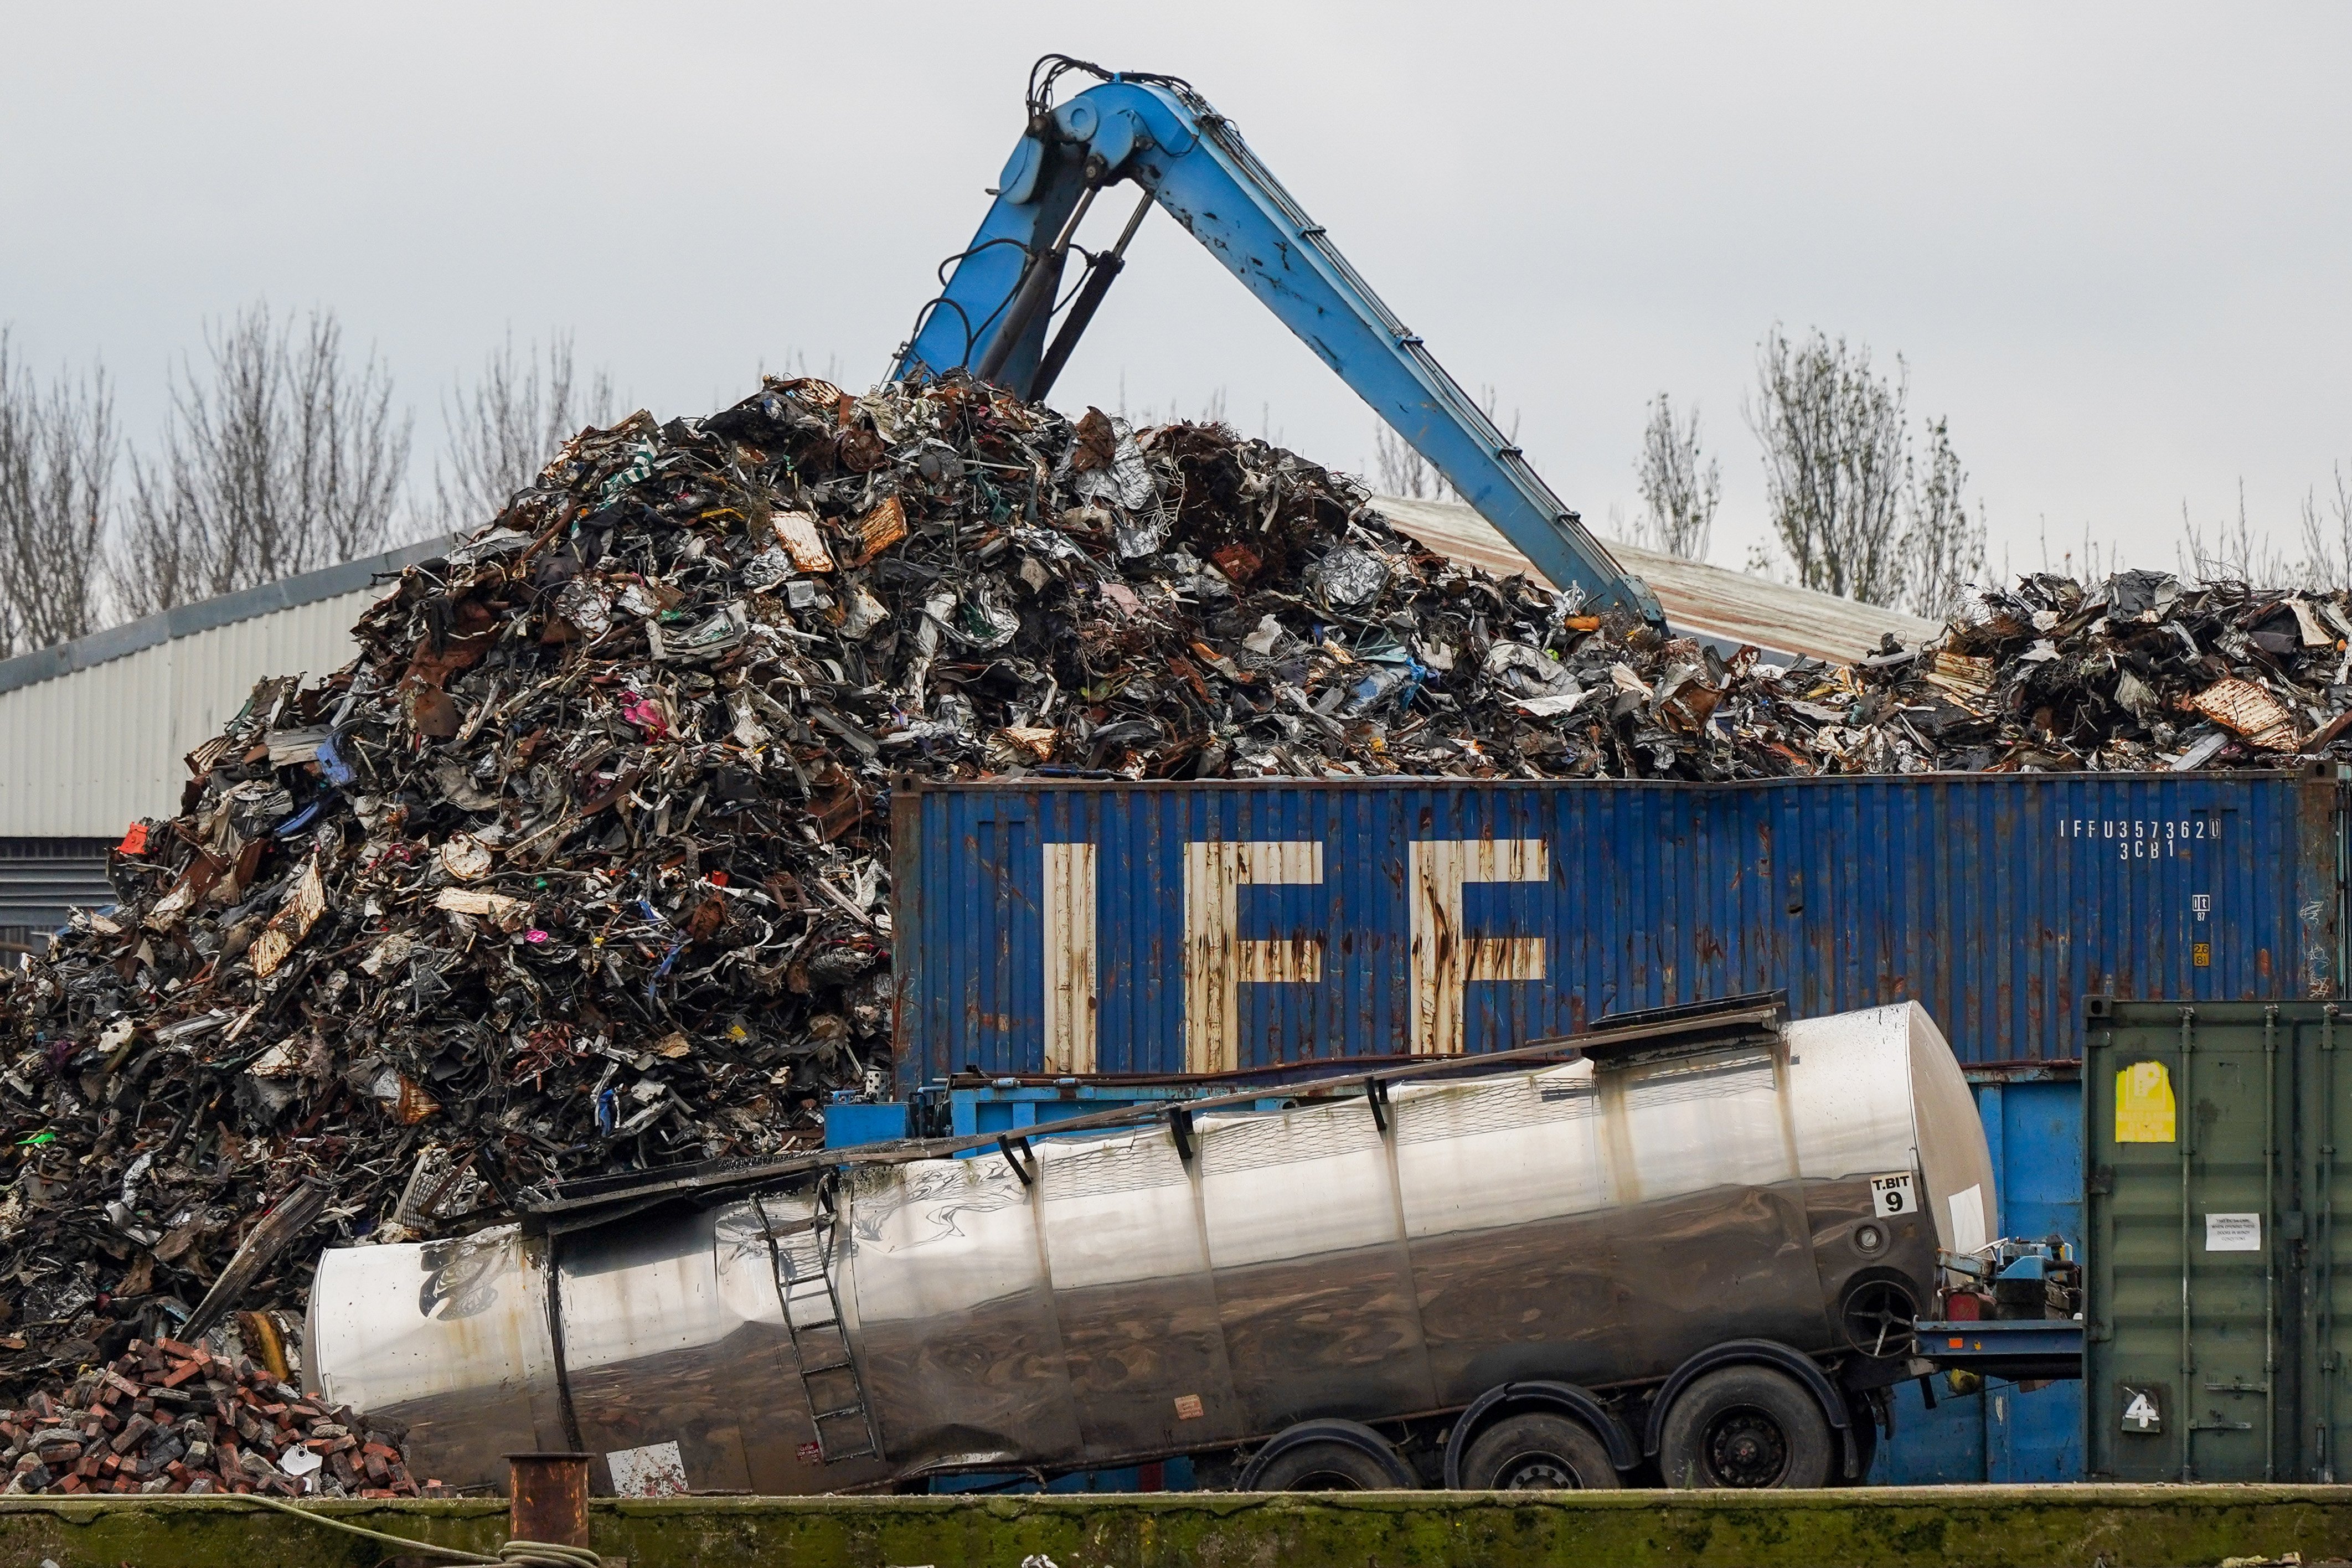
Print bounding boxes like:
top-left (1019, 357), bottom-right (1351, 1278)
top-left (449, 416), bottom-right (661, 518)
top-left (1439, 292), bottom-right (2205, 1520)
top-left (228, 1490), bottom-right (603, 1567)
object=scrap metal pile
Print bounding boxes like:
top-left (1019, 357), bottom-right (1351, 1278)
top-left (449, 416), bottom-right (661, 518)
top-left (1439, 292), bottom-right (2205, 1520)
top-left (1879, 569), bottom-right (2352, 772)
top-left (1346, 562), bottom-right (2352, 780)
top-left (2, 370), bottom-right (2348, 1389)
top-left (1, 1337), bottom-right (421, 1497)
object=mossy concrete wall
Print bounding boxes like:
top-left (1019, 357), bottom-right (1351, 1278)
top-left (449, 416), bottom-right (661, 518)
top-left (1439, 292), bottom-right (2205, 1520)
top-left (3, 1486), bottom-right (2350, 1568)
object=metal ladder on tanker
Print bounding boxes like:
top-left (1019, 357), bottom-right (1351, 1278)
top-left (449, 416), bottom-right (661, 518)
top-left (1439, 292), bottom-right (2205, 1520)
top-left (755, 1183), bottom-right (880, 1463)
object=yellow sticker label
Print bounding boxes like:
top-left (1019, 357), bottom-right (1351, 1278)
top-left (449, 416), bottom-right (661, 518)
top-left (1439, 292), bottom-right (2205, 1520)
top-left (2116, 1060), bottom-right (2177, 1143)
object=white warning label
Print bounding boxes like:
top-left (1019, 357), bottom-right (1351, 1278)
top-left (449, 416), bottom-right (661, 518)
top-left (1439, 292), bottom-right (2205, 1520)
top-left (1869, 1171), bottom-right (1918, 1219)
top-left (2205, 1213), bottom-right (2262, 1252)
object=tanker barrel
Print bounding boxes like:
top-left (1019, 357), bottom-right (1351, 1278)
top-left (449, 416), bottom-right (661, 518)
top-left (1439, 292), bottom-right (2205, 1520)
top-left (308, 998), bottom-right (1995, 1496)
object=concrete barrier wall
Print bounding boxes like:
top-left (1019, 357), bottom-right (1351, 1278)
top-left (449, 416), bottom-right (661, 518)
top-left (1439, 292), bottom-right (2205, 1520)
top-left (4, 1487), bottom-right (2351, 1568)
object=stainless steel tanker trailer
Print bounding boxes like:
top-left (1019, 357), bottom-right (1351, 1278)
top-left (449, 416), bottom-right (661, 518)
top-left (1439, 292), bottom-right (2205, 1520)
top-left (306, 995), bottom-right (1997, 1493)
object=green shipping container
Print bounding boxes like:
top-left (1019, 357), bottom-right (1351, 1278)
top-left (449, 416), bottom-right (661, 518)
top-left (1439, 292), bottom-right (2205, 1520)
top-left (2086, 999), bottom-right (2352, 1481)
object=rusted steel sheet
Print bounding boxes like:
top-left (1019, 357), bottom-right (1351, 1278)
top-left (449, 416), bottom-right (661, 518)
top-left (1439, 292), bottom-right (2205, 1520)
top-left (891, 770), bottom-right (2343, 1087)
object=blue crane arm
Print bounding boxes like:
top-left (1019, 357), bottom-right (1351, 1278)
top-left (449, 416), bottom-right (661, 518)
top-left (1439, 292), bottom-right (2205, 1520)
top-left (893, 70), bottom-right (1663, 623)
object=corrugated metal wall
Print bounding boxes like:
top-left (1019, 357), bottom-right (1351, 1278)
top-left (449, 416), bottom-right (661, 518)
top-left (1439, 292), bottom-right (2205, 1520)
top-left (1876, 1074), bottom-right (2084, 1483)
top-left (2084, 1001), bottom-right (2352, 1482)
top-left (894, 772), bottom-right (2342, 1089)
top-left (0, 837), bottom-right (114, 950)
top-left (0, 586), bottom-right (381, 838)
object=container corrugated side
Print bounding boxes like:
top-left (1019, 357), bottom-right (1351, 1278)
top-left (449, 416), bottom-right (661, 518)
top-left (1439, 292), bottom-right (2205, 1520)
top-left (2086, 999), bottom-right (2352, 1482)
top-left (891, 771), bottom-right (2341, 1089)
top-left (1876, 1072), bottom-right (2085, 1483)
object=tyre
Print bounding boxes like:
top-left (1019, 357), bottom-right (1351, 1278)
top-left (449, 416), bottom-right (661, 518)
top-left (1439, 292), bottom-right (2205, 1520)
top-left (1458, 1411), bottom-right (1621, 1490)
top-left (1657, 1366), bottom-right (1835, 1489)
top-left (1245, 1438), bottom-right (1410, 1492)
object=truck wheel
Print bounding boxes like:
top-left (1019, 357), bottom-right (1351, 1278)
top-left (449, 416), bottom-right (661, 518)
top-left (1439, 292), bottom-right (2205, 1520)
top-left (1245, 1440), bottom-right (1409, 1491)
top-left (1658, 1366), bottom-right (1834, 1489)
top-left (1458, 1412), bottom-right (1621, 1490)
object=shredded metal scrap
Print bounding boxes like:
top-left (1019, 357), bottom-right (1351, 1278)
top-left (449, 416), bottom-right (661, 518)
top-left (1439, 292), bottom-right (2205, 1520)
top-left (3, 373), bottom-right (2348, 1395)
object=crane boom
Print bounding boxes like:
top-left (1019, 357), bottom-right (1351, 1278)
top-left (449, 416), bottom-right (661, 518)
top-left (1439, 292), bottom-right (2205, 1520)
top-left (894, 63), bottom-right (1663, 624)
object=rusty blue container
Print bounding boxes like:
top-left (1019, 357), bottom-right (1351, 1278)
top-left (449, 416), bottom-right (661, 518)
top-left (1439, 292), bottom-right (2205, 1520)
top-left (891, 768), bottom-right (2343, 1087)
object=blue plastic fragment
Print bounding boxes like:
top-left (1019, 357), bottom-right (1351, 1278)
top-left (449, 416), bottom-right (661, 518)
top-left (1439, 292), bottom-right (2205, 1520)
top-left (316, 733), bottom-right (358, 787)
top-left (274, 800), bottom-right (326, 837)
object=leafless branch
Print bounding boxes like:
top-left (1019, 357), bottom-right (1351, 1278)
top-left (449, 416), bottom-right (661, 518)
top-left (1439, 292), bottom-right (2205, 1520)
top-left (114, 303), bottom-right (411, 617)
top-left (1373, 424), bottom-right (1445, 500)
top-left (1899, 416), bottom-right (1984, 617)
top-left (2298, 465), bottom-right (2352, 594)
top-left (1371, 386), bottom-right (1519, 507)
top-left (1633, 393), bottom-right (1719, 560)
top-left (0, 331), bottom-right (116, 652)
top-left (1746, 327), bottom-right (1911, 604)
top-left (431, 331), bottom-right (620, 534)
top-left (2177, 480), bottom-right (2292, 587)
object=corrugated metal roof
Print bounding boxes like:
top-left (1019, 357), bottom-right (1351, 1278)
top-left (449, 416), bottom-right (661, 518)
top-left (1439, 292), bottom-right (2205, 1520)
top-left (1372, 496), bottom-right (1938, 664)
top-left (0, 537), bottom-right (454, 698)
top-left (0, 537), bottom-right (456, 838)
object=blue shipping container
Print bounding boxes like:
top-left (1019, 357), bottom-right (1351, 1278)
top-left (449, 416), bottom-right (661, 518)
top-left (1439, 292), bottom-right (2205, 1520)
top-left (893, 771), bottom-right (2341, 1088)
top-left (1874, 1073), bottom-right (2084, 1483)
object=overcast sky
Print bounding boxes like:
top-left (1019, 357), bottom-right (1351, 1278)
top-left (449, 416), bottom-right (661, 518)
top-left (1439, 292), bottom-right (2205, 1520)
top-left (4, 3), bottom-right (2347, 582)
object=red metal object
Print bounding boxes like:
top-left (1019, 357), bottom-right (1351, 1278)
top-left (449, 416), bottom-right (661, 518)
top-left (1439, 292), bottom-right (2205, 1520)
top-left (507, 1452), bottom-right (591, 1548)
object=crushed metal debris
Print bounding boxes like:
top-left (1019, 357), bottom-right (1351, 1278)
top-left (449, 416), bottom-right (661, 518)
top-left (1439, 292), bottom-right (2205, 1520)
top-left (0, 1328), bottom-right (427, 1497)
top-left (2, 373), bottom-right (2346, 1393)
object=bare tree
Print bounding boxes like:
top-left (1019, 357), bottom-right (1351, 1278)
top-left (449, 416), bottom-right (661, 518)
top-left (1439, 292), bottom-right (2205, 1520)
top-left (1374, 424), bottom-right (1446, 499)
top-left (1746, 327), bottom-right (1911, 602)
top-left (1900, 416), bottom-right (1984, 617)
top-left (2299, 465), bottom-right (2352, 592)
top-left (1370, 386), bottom-right (1519, 505)
top-left (115, 305), bottom-right (411, 617)
top-left (2178, 480), bottom-right (2292, 586)
top-left (2038, 518), bottom-right (2128, 581)
top-left (0, 332), bottom-right (116, 652)
top-left (765, 346), bottom-right (845, 384)
top-left (1632, 393), bottom-right (1719, 560)
top-left (432, 331), bottom-right (619, 533)
top-left (1116, 383), bottom-right (1231, 432)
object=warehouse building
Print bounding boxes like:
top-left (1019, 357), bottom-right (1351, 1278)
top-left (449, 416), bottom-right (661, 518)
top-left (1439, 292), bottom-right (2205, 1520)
top-left (0, 538), bottom-right (449, 950)
top-left (0, 506), bottom-right (1926, 950)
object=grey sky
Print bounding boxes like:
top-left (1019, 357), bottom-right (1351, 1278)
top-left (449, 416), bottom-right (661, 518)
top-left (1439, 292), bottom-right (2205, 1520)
top-left (4, 3), bottom-right (2347, 582)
